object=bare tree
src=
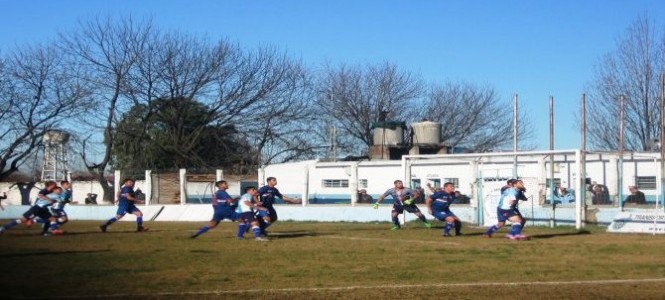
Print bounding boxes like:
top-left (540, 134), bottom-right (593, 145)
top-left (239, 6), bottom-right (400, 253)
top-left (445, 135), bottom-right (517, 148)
top-left (587, 15), bottom-right (665, 151)
top-left (59, 17), bottom-right (152, 202)
top-left (0, 44), bottom-right (86, 180)
top-left (316, 62), bottom-right (422, 155)
top-left (413, 82), bottom-right (531, 151)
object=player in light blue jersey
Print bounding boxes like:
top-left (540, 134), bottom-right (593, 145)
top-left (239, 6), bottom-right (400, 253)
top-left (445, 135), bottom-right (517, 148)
top-left (427, 182), bottom-right (462, 236)
top-left (374, 180), bottom-right (431, 230)
top-left (0, 185), bottom-right (62, 236)
top-left (484, 179), bottom-right (528, 240)
top-left (235, 186), bottom-right (268, 241)
top-left (39, 180), bottom-right (74, 235)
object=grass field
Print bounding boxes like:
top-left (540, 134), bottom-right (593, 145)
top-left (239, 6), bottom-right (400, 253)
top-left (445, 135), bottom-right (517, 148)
top-left (1, 220), bottom-right (664, 299)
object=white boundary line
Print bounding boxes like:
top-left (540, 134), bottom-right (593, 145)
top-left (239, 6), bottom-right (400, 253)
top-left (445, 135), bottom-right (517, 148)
top-left (26, 278), bottom-right (665, 299)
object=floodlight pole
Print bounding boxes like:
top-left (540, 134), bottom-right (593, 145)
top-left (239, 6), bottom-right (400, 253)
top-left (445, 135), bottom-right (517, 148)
top-left (619, 95), bottom-right (625, 211)
top-left (549, 96), bottom-right (555, 228)
top-left (660, 73), bottom-right (665, 212)
top-left (513, 93), bottom-right (518, 178)
top-left (580, 94), bottom-right (587, 228)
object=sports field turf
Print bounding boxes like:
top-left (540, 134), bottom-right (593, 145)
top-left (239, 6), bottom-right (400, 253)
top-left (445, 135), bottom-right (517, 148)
top-left (1, 220), bottom-right (664, 299)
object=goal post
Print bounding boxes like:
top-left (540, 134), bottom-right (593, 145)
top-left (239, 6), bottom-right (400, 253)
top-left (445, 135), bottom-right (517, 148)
top-left (402, 149), bottom-right (585, 230)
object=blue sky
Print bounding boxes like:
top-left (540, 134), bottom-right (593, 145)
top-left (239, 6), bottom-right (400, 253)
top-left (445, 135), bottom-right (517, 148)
top-left (2, 0), bottom-right (664, 150)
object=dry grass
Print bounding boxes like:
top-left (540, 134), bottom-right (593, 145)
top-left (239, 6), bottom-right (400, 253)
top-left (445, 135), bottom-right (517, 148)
top-left (0, 220), bottom-right (664, 299)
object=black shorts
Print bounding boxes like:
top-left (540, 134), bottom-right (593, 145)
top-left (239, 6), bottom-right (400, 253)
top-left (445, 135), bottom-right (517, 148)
top-left (392, 203), bottom-right (421, 214)
top-left (23, 206), bottom-right (52, 220)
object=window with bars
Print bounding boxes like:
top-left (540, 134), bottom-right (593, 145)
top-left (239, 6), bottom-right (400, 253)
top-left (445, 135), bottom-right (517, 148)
top-left (636, 176), bottom-right (657, 190)
top-left (322, 179), bottom-right (349, 188)
top-left (443, 178), bottom-right (459, 188)
top-left (359, 179), bottom-right (368, 189)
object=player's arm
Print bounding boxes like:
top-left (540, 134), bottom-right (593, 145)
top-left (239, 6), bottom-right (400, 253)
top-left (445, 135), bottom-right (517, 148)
top-left (425, 194), bottom-right (434, 215)
top-left (276, 190), bottom-right (300, 204)
top-left (123, 192), bottom-right (142, 203)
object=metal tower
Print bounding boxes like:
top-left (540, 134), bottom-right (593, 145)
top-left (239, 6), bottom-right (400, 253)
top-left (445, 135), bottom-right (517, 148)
top-left (41, 130), bottom-right (70, 181)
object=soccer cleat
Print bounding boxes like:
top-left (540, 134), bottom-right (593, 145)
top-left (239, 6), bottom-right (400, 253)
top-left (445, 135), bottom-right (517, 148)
top-left (137, 226), bottom-right (149, 232)
top-left (255, 237), bottom-right (269, 242)
top-left (42, 232), bottom-right (51, 236)
top-left (443, 233), bottom-right (452, 237)
top-left (505, 234), bottom-right (519, 240)
top-left (99, 225), bottom-right (107, 233)
top-left (455, 232), bottom-right (463, 236)
top-left (423, 221), bottom-right (432, 229)
top-left (190, 234), bottom-right (199, 239)
top-left (51, 229), bottom-right (64, 235)
top-left (390, 225), bottom-right (400, 231)
top-left (515, 234), bottom-right (530, 240)
top-left (373, 203), bottom-right (379, 209)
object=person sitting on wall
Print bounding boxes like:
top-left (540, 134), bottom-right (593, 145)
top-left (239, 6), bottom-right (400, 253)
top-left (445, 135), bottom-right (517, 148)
top-left (623, 185), bottom-right (646, 206)
top-left (454, 191), bottom-right (471, 204)
top-left (357, 189), bottom-right (373, 204)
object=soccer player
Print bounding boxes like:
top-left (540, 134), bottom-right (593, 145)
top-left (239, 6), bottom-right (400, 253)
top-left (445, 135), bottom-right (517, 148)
top-left (373, 180), bottom-right (432, 230)
top-left (0, 186), bottom-right (62, 235)
top-left (44, 180), bottom-right (74, 234)
top-left (99, 178), bottom-right (148, 233)
top-left (427, 182), bottom-right (462, 236)
top-left (191, 180), bottom-right (237, 238)
top-left (256, 177), bottom-right (300, 235)
top-left (484, 179), bottom-right (528, 240)
top-left (235, 186), bottom-right (268, 241)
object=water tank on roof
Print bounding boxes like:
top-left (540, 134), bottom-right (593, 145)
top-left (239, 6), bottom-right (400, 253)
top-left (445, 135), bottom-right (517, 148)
top-left (43, 130), bottom-right (70, 144)
top-left (372, 121), bottom-right (405, 146)
top-left (411, 121), bottom-right (441, 146)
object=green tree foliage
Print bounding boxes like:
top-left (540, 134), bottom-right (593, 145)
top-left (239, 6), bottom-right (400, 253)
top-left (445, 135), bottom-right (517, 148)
top-left (112, 97), bottom-right (256, 174)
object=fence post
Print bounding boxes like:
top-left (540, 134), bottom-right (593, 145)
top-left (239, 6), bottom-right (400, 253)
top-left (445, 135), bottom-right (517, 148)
top-left (179, 169), bottom-right (187, 205)
top-left (114, 170), bottom-right (121, 204)
top-left (145, 170), bottom-right (152, 205)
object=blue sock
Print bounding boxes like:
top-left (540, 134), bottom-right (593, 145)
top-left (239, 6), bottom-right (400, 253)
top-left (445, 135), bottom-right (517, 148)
top-left (4, 220), bottom-right (19, 230)
top-left (137, 216), bottom-right (143, 226)
top-left (194, 226), bottom-right (210, 237)
top-left (485, 225), bottom-right (499, 235)
top-left (392, 216), bottom-right (400, 226)
top-left (444, 222), bottom-right (453, 235)
top-left (510, 224), bottom-right (523, 235)
top-left (50, 222), bottom-right (59, 230)
top-left (252, 226), bottom-right (261, 238)
top-left (104, 217), bottom-right (117, 226)
top-left (237, 223), bottom-right (248, 238)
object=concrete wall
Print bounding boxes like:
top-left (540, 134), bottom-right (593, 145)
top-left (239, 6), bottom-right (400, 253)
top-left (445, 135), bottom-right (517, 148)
top-left (0, 203), bottom-right (635, 225)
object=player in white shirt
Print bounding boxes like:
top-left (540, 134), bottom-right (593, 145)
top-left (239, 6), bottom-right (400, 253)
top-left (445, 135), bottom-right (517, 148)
top-left (236, 186), bottom-right (268, 242)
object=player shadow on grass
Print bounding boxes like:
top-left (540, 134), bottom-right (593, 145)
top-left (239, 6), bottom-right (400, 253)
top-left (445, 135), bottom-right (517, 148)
top-left (527, 230), bottom-right (591, 240)
top-left (0, 249), bottom-right (111, 258)
top-left (265, 230), bottom-right (333, 239)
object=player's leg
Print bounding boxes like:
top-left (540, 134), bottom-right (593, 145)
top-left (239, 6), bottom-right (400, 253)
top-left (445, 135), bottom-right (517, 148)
top-left (132, 206), bottom-right (148, 232)
top-left (485, 208), bottom-right (507, 237)
top-left (452, 216), bottom-right (462, 236)
top-left (192, 211), bottom-right (222, 238)
top-left (390, 205), bottom-right (403, 230)
top-left (506, 215), bottom-right (525, 239)
top-left (100, 202), bottom-right (128, 232)
top-left (260, 207), bottom-right (277, 235)
top-left (1, 207), bottom-right (37, 233)
top-left (407, 205), bottom-right (432, 228)
top-left (249, 219), bottom-right (267, 241)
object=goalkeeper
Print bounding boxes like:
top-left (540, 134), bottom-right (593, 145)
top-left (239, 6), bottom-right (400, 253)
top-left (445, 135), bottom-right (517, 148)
top-left (373, 180), bottom-right (431, 230)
